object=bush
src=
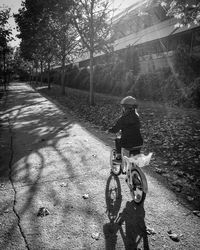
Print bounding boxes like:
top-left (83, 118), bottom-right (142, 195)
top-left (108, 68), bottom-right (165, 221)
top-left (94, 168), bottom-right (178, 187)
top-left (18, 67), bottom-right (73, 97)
top-left (94, 62), bottom-right (126, 95)
top-left (45, 49), bottom-right (200, 108)
top-left (131, 72), bottom-right (162, 100)
top-left (66, 65), bottom-right (79, 88)
top-left (181, 78), bottom-right (200, 108)
top-left (72, 67), bottom-right (89, 90)
top-left (161, 75), bottom-right (185, 104)
top-left (94, 64), bottom-right (110, 93)
top-left (160, 75), bottom-right (200, 108)
top-left (173, 43), bottom-right (200, 82)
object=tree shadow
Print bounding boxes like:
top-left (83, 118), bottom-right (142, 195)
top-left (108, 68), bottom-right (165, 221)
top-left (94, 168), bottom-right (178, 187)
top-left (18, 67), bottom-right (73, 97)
top-left (0, 82), bottom-right (75, 248)
top-left (1, 82), bottom-right (113, 249)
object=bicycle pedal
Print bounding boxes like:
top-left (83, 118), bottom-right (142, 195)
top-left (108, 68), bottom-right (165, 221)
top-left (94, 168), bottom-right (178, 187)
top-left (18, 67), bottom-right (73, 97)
top-left (112, 160), bottom-right (121, 164)
top-left (130, 185), bottom-right (136, 191)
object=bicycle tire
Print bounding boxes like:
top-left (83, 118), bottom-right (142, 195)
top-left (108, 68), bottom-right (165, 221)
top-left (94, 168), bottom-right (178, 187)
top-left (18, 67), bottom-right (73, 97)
top-left (110, 149), bottom-right (121, 176)
top-left (130, 168), bottom-right (146, 204)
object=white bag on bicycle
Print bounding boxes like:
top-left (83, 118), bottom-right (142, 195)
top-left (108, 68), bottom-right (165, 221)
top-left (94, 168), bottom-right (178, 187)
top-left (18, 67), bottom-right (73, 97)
top-left (129, 153), bottom-right (153, 168)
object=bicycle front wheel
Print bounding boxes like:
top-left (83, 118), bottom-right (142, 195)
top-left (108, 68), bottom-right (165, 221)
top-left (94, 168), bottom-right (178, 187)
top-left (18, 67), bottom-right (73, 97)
top-left (130, 169), bottom-right (146, 204)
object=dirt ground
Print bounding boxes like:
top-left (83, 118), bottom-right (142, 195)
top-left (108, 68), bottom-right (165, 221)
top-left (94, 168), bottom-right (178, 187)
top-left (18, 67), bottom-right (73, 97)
top-left (0, 82), bottom-right (200, 250)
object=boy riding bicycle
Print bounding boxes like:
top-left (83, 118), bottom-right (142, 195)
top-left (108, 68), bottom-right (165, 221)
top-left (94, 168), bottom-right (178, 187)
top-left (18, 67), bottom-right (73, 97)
top-left (108, 96), bottom-right (143, 161)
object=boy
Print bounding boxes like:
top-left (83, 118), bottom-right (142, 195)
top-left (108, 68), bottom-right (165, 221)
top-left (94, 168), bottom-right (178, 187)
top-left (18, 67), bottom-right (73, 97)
top-left (108, 96), bottom-right (143, 160)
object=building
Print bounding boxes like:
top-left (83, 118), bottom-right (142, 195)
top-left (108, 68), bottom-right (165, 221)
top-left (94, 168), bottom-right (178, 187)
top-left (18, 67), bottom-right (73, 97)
top-left (76, 0), bottom-right (200, 74)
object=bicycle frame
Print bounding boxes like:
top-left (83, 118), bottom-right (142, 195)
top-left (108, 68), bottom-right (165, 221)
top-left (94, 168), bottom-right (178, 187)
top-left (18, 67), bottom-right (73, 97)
top-left (110, 139), bottom-right (153, 203)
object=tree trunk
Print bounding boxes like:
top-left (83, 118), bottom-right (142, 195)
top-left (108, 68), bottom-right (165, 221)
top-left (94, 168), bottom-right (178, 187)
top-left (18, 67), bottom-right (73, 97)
top-left (47, 61), bottom-right (51, 90)
top-left (3, 51), bottom-right (7, 91)
top-left (61, 55), bottom-right (66, 95)
top-left (36, 65), bottom-right (38, 84)
top-left (40, 61), bottom-right (43, 85)
top-left (29, 69), bottom-right (32, 84)
top-left (89, 50), bottom-right (94, 105)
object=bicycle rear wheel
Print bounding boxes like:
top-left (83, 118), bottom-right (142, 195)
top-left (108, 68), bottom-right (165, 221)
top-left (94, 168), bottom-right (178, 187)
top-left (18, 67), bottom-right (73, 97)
top-left (130, 169), bottom-right (146, 204)
top-left (110, 149), bottom-right (121, 176)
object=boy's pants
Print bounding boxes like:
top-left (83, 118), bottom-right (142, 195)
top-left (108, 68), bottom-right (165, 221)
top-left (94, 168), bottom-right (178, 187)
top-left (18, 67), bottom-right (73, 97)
top-left (115, 138), bottom-right (122, 154)
top-left (115, 138), bottom-right (141, 156)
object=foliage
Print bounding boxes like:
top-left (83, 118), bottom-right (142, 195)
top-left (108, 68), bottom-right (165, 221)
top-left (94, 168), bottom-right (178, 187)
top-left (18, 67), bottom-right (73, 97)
top-left (66, 64), bottom-right (79, 88)
top-left (173, 43), bottom-right (196, 81)
top-left (15, 0), bottom-right (79, 91)
top-left (130, 72), bottom-right (162, 100)
top-left (14, 1), bottom-right (43, 61)
top-left (72, 0), bottom-right (113, 54)
top-left (189, 77), bottom-right (200, 107)
top-left (0, 8), bottom-right (12, 47)
top-left (72, 67), bottom-right (90, 90)
top-left (123, 46), bottom-right (140, 75)
top-left (47, 0), bottom-right (79, 93)
top-left (12, 47), bottom-right (31, 80)
top-left (161, 75), bottom-right (185, 103)
top-left (0, 7), bottom-right (13, 86)
top-left (94, 64), bottom-right (113, 94)
top-left (155, 0), bottom-right (200, 26)
top-left (15, 0), bottom-right (112, 99)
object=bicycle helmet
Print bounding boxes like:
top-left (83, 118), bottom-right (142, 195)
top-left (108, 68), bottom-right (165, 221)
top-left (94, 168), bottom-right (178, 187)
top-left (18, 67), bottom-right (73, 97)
top-left (120, 96), bottom-right (138, 108)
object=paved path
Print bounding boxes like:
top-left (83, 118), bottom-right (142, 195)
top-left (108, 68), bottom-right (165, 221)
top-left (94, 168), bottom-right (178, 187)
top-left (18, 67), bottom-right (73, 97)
top-left (0, 82), bottom-right (200, 250)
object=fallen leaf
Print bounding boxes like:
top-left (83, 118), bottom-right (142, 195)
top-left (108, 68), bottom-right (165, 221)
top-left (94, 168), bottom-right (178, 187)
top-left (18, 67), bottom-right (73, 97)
top-left (167, 230), bottom-right (180, 242)
top-left (172, 160), bottom-right (179, 166)
top-left (146, 227), bottom-right (156, 235)
top-left (91, 232), bottom-right (100, 240)
top-left (60, 183), bottom-right (68, 187)
top-left (187, 196), bottom-right (194, 202)
top-left (193, 210), bottom-right (200, 217)
top-left (82, 194), bottom-right (89, 199)
top-left (37, 207), bottom-right (50, 217)
top-left (168, 233), bottom-right (180, 242)
top-left (155, 168), bottom-right (166, 174)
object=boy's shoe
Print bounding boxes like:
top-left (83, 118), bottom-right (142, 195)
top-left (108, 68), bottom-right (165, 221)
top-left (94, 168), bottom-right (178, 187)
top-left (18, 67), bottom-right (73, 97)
top-left (116, 153), bottom-right (121, 159)
top-left (122, 169), bottom-right (126, 175)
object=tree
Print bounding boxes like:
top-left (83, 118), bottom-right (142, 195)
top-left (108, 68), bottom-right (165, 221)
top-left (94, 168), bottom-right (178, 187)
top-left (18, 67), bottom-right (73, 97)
top-left (15, 0), bottom-right (79, 93)
top-left (156, 0), bottom-right (200, 26)
top-left (48, 0), bottom-right (79, 94)
top-left (72, 0), bottom-right (113, 105)
top-left (12, 47), bottom-right (30, 80)
top-left (0, 7), bottom-right (12, 89)
top-left (14, 0), bottom-right (45, 81)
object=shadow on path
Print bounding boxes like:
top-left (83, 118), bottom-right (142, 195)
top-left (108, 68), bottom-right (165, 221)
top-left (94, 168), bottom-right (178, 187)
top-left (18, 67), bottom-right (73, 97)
top-left (1, 82), bottom-right (114, 249)
top-left (0, 83), bottom-right (74, 248)
top-left (104, 174), bottom-right (149, 250)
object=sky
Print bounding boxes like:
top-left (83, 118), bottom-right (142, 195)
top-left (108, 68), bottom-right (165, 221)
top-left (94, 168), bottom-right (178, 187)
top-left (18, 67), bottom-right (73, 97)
top-left (0, 0), bottom-right (23, 46)
top-left (0, 0), bottom-right (142, 47)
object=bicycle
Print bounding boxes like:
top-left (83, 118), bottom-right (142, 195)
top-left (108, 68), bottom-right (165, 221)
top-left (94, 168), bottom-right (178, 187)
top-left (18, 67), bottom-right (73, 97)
top-left (110, 140), bottom-right (153, 204)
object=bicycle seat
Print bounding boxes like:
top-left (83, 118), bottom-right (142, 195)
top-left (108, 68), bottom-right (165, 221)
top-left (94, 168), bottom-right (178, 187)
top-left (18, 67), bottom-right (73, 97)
top-left (123, 145), bottom-right (143, 151)
top-left (122, 146), bottom-right (143, 157)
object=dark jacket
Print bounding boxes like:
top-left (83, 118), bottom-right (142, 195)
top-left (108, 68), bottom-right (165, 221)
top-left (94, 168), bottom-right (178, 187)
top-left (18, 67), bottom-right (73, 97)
top-left (109, 110), bottom-right (143, 148)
